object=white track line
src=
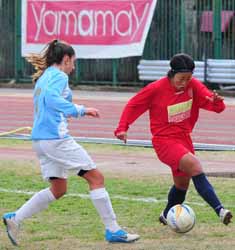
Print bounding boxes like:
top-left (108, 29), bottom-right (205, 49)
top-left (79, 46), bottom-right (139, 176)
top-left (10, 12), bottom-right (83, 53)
top-left (1, 187), bottom-right (235, 208)
top-left (2, 187), bottom-right (234, 208)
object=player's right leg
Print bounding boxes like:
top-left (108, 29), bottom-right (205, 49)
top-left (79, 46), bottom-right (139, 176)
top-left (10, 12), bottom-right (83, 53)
top-left (2, 212), bottom-right (19, 246)
top-left (159, 176), bottom-right (189, 225)
top-left (2, 186), bottom-right (57, 246)
top-left (153, 140), bottom-right (191, 226)
top-left (3, 139), bottom-right (67, 246)
top-left (81, 169), bottom-right (140, 243)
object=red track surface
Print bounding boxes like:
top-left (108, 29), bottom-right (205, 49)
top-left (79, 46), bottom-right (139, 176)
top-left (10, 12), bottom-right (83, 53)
top-left (0, 95), bottom-right (234, 145)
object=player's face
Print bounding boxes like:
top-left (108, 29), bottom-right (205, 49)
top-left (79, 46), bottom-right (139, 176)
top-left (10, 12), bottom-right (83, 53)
top-left (171, 72), bottom-right (193, 91)
top-left (63, 55), bottom-right (76, 75)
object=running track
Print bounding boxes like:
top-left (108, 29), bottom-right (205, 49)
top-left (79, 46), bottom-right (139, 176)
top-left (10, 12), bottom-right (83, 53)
top-left (0, 91), bottom-right (234, 145)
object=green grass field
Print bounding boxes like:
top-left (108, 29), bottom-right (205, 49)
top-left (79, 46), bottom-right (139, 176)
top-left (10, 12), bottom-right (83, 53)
top-left (0, 139), bottom-right (234, 250)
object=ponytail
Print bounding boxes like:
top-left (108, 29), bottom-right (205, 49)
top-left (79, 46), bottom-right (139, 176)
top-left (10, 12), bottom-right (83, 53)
top-left (26, 39), bottom-right (75, 83)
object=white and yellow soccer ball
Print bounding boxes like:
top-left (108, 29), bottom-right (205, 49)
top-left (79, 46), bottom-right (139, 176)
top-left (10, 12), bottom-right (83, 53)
top-left (166, 204), bottom-right (196, 233)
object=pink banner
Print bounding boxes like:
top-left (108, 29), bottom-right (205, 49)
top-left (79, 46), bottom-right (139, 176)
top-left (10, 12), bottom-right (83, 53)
top-left (22, 0), bottom-right (157, 58)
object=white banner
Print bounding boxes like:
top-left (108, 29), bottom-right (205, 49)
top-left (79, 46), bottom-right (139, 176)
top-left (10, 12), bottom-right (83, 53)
top-left (21, 0), bottom-right (157, 58)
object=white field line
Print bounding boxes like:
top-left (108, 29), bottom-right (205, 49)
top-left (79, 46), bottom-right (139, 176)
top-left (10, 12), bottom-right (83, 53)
top-left (2, 187), bottom-right (234, 208)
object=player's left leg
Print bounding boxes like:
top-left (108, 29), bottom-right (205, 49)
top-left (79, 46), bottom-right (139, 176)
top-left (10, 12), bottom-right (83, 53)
top-left (80, 169), bottom-right (140, 243)
top-left (2, 183), bottom-right (58, 246)
top-left (179, 153), bottom-right (233, 225)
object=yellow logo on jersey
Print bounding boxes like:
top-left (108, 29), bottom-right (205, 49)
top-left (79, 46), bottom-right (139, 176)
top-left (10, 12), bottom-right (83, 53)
top-left (168, 99), bottom-right (192, 123)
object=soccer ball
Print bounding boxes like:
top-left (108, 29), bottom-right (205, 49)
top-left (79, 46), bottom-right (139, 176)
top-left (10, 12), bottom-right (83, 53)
top-left (166, 204), bottom-right (196, 233)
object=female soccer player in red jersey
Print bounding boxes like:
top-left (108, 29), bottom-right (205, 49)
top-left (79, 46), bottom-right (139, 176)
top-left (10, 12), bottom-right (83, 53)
top-left (115, 53), bottom-right (232, 226)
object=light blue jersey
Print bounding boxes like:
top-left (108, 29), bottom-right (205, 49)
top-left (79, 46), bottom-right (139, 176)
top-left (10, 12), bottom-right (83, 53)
top-left (31, 66), bottom-right (85, 140)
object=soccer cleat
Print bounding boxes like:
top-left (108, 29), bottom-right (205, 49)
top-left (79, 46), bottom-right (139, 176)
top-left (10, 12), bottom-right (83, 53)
top-left (2, 212), bottom-right (19, 246)
top-left (219, 208), bottom-right (233, 225)
top-left (159, 211), bottom-right (167, 225)
top-left (105, 229), bottom-right (140, 243)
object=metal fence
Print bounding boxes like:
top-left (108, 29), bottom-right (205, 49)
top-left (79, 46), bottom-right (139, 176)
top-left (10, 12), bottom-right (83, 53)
top-left (0, 0), bottom-right (234, 85)
top-left (144, 0), bottom-right (235, 60)
top-left (0, 0), bottom-right (15, 79)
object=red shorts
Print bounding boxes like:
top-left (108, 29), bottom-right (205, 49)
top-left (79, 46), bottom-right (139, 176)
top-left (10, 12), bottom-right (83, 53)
top-left (152, 134), bottom-right (194, 177)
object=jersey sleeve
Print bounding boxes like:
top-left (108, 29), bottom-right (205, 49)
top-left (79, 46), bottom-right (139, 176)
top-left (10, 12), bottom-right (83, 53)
top-left (115, 82), bottom-right (157, 135)
top-left (44, 73), bottom-right (85, 118)
top-left (193, 79), bottom-right (225, 113)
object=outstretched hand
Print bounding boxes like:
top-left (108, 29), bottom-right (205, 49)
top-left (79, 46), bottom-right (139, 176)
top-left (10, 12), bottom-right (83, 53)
top-left (85, 108), bottom-right (100, 118)
top-left (116, 131), bottom-right (127, 144)
top-left (206, 90), bottom-right (224, 103)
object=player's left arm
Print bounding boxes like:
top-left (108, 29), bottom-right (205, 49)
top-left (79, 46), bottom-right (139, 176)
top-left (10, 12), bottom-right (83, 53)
top-left (45, 73), bottom-right (85, 118)
top-left (194, 80), bottom-right (225, 113)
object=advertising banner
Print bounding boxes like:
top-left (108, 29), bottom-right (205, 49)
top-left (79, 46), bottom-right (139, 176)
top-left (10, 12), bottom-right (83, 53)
top-left (22, 0), bottom-right (157, 58)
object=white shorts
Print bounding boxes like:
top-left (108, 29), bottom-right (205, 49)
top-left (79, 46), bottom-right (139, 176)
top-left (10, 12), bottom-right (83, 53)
top-left (32, 138), bottom-right (96, 181)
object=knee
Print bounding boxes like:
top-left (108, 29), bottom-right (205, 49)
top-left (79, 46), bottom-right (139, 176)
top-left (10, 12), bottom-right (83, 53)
top-left (51, 188), bottom-right (67, 199)
top-left (190, 165), bottom-right (203, 177)
top-left (173, 176), bottom-right (190, 190)
top-left (83, 170), bottom-right (105, 188)
top-left (191, 159), bottom-right (204, 175)
top-left (50, 178), bottom-right (67, 199)
top-left (175, 183), bottom-right (189, 190)
top-left (90, 173), bottom-right (104, 187)
top-left (179, 154), bottom-right (203, 177)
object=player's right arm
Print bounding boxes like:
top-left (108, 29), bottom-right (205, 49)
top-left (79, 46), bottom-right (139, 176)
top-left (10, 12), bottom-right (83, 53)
top-left (115, 131), bottom-right (127, 143)
top-left (114, 82), bottom-right (157, 142)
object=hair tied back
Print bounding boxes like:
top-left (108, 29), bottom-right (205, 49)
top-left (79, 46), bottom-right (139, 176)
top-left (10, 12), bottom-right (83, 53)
top-left (53, 39), bottom-right (60, 46)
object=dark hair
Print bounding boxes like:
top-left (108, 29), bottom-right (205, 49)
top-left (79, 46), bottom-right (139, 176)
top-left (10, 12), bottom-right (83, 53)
top-left (167, 53), bottom-right (195, 78)
top-left (26, 39), bottom-right (75, 83)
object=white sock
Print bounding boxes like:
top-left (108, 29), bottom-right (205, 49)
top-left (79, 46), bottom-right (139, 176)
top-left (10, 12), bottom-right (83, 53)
top-left (15, 188), bottom-right (56, 224)
top-left (90, 188), bottom-right (121, 232)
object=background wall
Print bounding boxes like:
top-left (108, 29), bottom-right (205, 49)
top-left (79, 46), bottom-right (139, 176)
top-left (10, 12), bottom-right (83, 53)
top-left (0, 0), bottom-right (234, 85)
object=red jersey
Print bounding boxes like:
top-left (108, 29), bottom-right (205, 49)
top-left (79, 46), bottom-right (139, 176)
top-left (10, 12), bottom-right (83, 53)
top-left (115, 77), bottom-right (225, 138)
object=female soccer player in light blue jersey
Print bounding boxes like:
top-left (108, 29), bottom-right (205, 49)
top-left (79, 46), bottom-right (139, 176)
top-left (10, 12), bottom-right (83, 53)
top-left (2, 39), bottom-right (139, 246)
